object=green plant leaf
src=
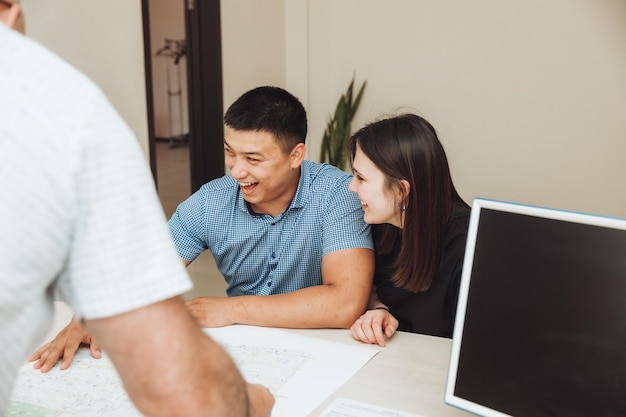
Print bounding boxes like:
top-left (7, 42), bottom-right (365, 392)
top-left (319, 74), bottom-right (367, 171)
top-left (351, 80), bottom-right (367, 120)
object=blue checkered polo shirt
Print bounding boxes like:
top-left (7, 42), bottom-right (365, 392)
top-left (168, 160), bottom-right (373, 296)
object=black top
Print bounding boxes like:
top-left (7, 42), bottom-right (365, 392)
top-left (374, 202), bottom-right (471, 338)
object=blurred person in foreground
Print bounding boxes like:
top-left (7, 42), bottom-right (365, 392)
top-left (0, 2), bottom-right (273, 415)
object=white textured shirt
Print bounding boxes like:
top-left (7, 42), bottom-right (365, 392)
top-left (0, 25), bottom-right (192, 411)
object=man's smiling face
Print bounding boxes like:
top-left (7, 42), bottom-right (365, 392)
top-left (224, 126), bottom-right (304, 218)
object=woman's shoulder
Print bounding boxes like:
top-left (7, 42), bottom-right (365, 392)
top-left (450, 202), bottom-right (471, 226)
top-left (446, 202), bottom-right (471, 243)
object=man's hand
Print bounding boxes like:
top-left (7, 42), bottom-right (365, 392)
top-left (185, 296), bottom-right (234, 327)
top-left (28, 317), bottom-right (101, 372)
top-left (349, 308), bottom-right (399, 347)
top-left (246, 383), bottom-right (275, 417)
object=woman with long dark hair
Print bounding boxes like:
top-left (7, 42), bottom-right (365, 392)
top-left (348, 113), bottom-right (470, 346)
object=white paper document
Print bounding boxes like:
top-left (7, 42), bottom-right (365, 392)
top-left (320, 398), bottom-right (428, 417)
top-left (7, 349), bottom-right (141, 417)
top-left (8, 325), bottom-right (379, 417)
top-left (205, 326), bottom-right (380, 417)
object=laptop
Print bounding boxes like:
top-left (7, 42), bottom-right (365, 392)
top-left (445, 198), bottom-right (626, 417)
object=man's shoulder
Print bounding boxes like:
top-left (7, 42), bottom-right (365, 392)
top-left (172, 176), bottom-right (238, 223)
top-left (302, 160), bottom-right (352, 184)
top-left (201, 175), bottom-right (238, 192)
top-left (4, 28), bottom-right (101, 101)
top-left (190, 176), bottom-right (240, 207)
top-left (296, 161), bottom-right (361, 212)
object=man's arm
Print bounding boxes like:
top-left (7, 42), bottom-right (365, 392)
top-left (30, 249), bottom-right (372, 369)
top-left (186, 247), bottom-right (374, 329)
top-left (30, 259), bottom-right (192, 371)
top-left (84, 296), bottom-right (274, 417)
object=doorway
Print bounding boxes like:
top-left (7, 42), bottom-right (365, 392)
top-left (142, 0), bottom-right (226, 218)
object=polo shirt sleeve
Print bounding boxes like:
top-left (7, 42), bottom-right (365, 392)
top-left (321, 175), bottom-right (373, 255)
top-left (58, 89), bottom-right (192, 320)
top-left (168, 186), bottom-right (211, 262)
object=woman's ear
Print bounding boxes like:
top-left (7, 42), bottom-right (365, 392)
top-left (399, 179), bottom-right (411, 201)
top-left (396, 179), bottom-right (411, 212)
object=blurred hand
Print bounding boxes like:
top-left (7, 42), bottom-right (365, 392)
top-left (28, 317), bottom-right (101, 372)
top-left (246, 383), bottom-right (275, 417)
top-left (349, 308), bottom-right (399, 347)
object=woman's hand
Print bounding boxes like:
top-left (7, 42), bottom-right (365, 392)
top-left (349, 308), bottom-right (399, 347)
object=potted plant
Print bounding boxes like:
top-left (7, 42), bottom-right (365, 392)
top-left (319, 75), bottom-right (366, 171)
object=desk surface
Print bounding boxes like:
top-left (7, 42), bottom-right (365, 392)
top-left (43, 302), bottom-right (470, 417)
top-left (288, 328), bottom-right (471, 417)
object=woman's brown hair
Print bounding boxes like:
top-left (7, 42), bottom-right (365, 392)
top-left (349, 113), bottom-right (468, 292)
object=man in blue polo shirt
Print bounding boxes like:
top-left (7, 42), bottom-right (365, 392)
top-left (31, 86), bottom-right (375, 371)
top-left (176, 86), bottom-right (374, 328)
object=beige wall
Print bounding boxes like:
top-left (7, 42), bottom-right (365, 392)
top-left (221, 0), bottom-right (287, 108)
top-left (22, 0), bottom-right (150, 158)
top-left (297, 0), bottom-right (626, 218)
top-left (221, 0), bottom-right (626, 218)
top-left (22, 0), bottom-right (626, 218)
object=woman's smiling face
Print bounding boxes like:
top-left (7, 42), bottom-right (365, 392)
top-left (348, 145), bottom-right (404, 228)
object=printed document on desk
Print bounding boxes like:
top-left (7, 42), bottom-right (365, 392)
top-left (205, 325), bottom-right (381, 417)
top-left (8, 349), bottom-right (141, 417)
top-left (8, 325), bottom-right (379, 417)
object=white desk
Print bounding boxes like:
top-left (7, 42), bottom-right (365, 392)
top-left (38, 302), bottom-right (471, 417)
top-left (288, 328), bottom-right (471, 417)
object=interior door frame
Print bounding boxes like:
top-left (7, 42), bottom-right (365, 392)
top-left (142, 0), bottom-right (225, 193)
top-left (141, 0), bottom-right (158, 185)
top-left (185, 0), bottom-right (225, 193)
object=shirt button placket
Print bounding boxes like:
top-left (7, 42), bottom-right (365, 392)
top-left (266, 219), bottom-right (280, 292)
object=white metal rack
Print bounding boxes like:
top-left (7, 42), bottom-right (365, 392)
top-left (155, 38), bottom-right (187, 147)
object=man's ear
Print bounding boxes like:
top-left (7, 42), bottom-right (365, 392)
top-left (289, 143), bottom-right (306, 168)
top-left (1, 3), bottom-right (23, 31)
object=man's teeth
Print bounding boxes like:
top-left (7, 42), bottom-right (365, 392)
top-left (239, 182), bottom-right (257, 187)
